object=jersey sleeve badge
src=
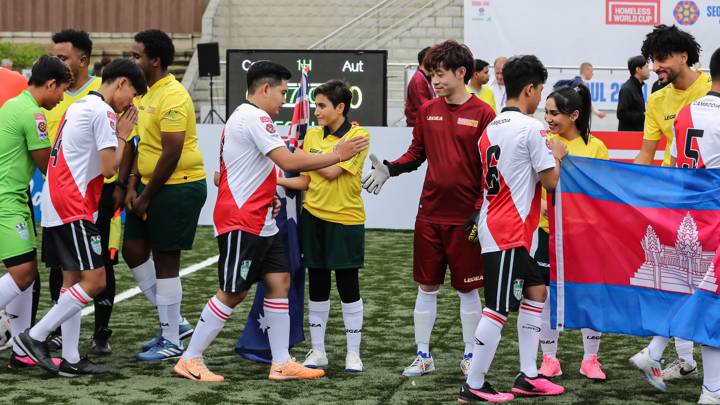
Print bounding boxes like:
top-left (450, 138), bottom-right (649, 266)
top-left (457, 117), bottom-right (479, 127)
top-left (35, 113), bottom-right (48, 141)
top-left (107, 111), bottom-right (117, 130)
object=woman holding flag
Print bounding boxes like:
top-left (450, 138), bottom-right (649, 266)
top-left (277, 80), bottom-right (370, 373)
top-left (534, 83), bottom-right (610, 381)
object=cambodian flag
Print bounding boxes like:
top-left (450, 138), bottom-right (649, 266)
top-left (550, 155), bottom-right (720, 348)
top-left (235, 66), bottom-right (310, 363)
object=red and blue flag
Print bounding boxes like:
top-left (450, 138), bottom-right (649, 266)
top-left (550, 155), bottom-right (720, 348)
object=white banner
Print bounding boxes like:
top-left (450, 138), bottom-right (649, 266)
top-left (464, 0), bottom-right (719, 109)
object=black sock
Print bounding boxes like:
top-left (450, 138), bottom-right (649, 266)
top-left (93, 264), bottom-right (116, 336)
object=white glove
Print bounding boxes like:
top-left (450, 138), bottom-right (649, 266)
top-left (361, 154), bottom-right (390, 195)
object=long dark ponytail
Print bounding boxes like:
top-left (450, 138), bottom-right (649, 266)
top-left (547, 83), bottom-right (592, 144)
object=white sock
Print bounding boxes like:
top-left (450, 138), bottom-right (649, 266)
top-left (61, 308), bottom-right (81, 363)
top-left (342, 299), bottom-right (363, 354)
top-left (702, 345), bottom-right (720, 392)
top-left (414, 288), bottom-right (438, 354)
top-left (647, 336), bottom-right (670, 361)
top-left (540, 288), bottom-right (559, 358)
top-left (466, 308), bottom-right (506, 389)
top-left (674, 338), bottom-right (696, 367)
top-left (517, 299), bottom-right (544, 377)
top-left (7, 282), bottom-right (33, 355)
top-left (183, 296), bottom-right (232, 360)
top-left (308, 300), bottom-right (330, 353)
top-left (264, 298), bottom-right (290, 364)
top-left (156, 277), bottom-right (182, 346)
top-left (458, 290), bottom-right (482, 355)
top-left (581, 328), bottom-right (602, 360)
top-left (131, 259), bottom-right (157, 307)
top-left (0, 273), bottom-right (22, 310)
top-left (29, 284), bottom-right (91, 341)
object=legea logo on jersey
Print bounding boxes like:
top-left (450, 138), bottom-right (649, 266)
top-left (674, 0), bottom-right (701, 25)
top-left (605, 0), bottom-right (660, 25)
top-left (426, 115), bottom-right (443, 121)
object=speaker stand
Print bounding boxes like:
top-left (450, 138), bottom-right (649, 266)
top-left (202, 75), bottom-right (225, 124)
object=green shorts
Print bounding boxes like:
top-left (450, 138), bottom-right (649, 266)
top-left (300, 210), bottom-right (364, 269)
top-left (124, 180), bottom-right (207, 251)
top-left (0, 208), bottom-right (36, 261)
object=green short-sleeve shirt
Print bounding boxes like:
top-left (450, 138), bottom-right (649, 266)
top-left (0, 90), bottom-right (51, 214)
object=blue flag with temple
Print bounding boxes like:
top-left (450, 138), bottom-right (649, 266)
top-left (550, 156), bottom-right (720, 348)
top-left (235, 66), bottom-right (310, 363)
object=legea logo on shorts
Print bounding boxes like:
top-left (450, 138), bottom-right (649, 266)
top-left (673, 0), bottom-right (701, 25)
top-left (605, 0), bottom-right (660, 25)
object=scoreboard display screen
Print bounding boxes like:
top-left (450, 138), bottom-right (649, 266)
top-left (226, 50), bottom-right (387, 126)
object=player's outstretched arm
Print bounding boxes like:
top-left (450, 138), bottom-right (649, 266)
top-left (268, 136), bottom-right (368, 173)
top-left (634, 139), bottom-right (659, 165)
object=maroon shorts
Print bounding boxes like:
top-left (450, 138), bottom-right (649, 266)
top-left (413, 219), bottom-right (483, 291)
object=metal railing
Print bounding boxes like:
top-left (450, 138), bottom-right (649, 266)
top-left (308, 0), bottom-right (445, 50)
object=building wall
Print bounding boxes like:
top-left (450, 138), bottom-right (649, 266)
top-left (0, 0), bottom-right (209, 33)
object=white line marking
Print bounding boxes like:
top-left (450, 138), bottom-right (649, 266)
top-left (79, 255), bottom-right (220, 317)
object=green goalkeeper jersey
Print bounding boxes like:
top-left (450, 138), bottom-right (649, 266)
top-left (0, 90), bottom-right (51, 215)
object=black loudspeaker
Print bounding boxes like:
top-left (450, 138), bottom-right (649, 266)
top-left (197, 42), bottom-right (220, 77)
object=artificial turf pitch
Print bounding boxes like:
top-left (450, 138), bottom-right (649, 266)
top-left (0, 228), bottom-right (703, 404)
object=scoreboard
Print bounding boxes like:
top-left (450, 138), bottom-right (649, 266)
top-left (226, 50), bottom-right (387, 126)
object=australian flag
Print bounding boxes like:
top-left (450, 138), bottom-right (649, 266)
top-left (235, 66), bottom-right (310, 363)
top-left (550, 156), bottom-right (720, 348)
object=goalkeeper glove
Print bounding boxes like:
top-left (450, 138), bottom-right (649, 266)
top-left (464, 211), bottom-right (480, 243)
top-left (361, 154), bottom-right (390, 195)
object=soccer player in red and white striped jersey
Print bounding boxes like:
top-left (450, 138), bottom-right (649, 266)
top-left (15, 59), bottom-right (146, 377)
top-left (458, 55), bottom-right (568, 403)
top-left (669, 47), bottom-right (720, 405)
top-left (173, 61), bottom-right (368, 382)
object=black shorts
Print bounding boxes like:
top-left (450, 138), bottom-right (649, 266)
top-left (482, 246), bottom-right (545, 314)
top-left (217, 230), bottom-right (288, 293)
top-left (42, 220), bottom-right (104, 271)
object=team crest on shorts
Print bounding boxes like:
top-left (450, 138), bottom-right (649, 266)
top-left (15, 221), bottom-right (29, 241)
top-left (90, 235), bottom-right (102, 255)
top-left (513, 279), bottom-right (524, 301)
top-left (240, 260), bottom-right (251, 280)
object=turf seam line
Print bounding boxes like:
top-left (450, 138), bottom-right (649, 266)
top-left (79, 255), bottom-right (220, 317)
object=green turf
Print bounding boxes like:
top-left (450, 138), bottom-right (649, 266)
top-left (0, 228), bottom-right (704, 404)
